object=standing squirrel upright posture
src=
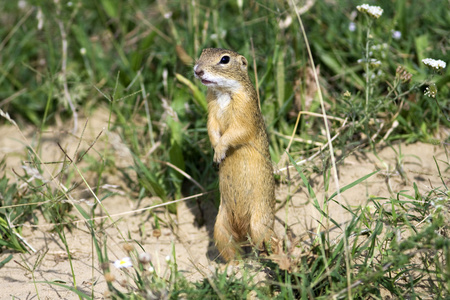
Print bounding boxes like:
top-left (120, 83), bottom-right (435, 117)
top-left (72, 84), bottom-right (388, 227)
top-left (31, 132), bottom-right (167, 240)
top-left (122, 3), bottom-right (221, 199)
top-left (194, 48), bottom-right (275, 261)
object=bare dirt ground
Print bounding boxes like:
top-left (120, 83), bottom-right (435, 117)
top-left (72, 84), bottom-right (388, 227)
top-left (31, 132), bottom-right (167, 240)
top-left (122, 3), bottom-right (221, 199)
top-left (0, 108), bottom-right (448, 299)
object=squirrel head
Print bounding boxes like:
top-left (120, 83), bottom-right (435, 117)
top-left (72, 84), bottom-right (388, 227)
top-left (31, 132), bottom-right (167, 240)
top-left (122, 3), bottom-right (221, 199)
top-left (194, 48), bottom-right (250, 93)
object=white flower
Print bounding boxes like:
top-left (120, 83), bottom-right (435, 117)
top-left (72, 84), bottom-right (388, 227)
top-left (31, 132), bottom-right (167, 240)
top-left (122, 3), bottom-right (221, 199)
top-left (148, 266), bottom-right (155, 273)
top-left (424, 84), bottom-right (437, 98)
top-left (80, 48), bottom-right (86, 55)
top-left (357, 4), bottom-right (383, 19)
top-left (422, 58), bottom-right (446, 70)
top-left (357, 58), bottom-right (381, 67)
top-left (18, 0), bottom-right (27, 9)
top-left (36, 7), bottom-right (44, 30)
top-left (349, 22), bottom-right (356, 32)
top-left (371, 43), bottom-right (388, 51)
top-left (371, 60), bottom-right (381, 67)
top-left (210, 30), bottom-right (227, 40)
top-left (113, 257), bottom-right (133, 269)
top-left (138, 252), bottom-right (152, 264)
top-left (279, 15), bottom-right (292, 29)
top-left (430, 197), bottom-right (444, 209)
top-left (391, 30), bottom-right (401, 40)
top-left (363, 72), bottom-right (376, 80)
top-left (237, 0), bottom-right (243, 10)
top-left (165, 255), bottom-right (171, 262)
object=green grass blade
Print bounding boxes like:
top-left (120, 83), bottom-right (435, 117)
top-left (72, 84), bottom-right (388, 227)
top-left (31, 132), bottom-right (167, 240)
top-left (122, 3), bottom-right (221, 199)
top-left (329, 170), bottom-right (379, 200)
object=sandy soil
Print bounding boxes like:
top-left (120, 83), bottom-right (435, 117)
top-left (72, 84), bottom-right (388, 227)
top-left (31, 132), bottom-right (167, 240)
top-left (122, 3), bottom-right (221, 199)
top-left (0, 109), bottom-right (448, 299)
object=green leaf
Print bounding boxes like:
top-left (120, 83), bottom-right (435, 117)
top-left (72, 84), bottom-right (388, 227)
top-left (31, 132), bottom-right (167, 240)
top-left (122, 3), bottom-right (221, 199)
top-left (329, 170), bottom-right (379, 200)
top-left (133, 155), bottom-right (167, 202)
top-left (318, 52), bottom-right (365, 90)
top-left (414, 34), bottom-right (429, 65)
top-left (175, 73), bottom-right (208, 112)
top-left (169, 142), bottom-right (185, 178)
top-left (276, 50), bottom-right (285, 108)
top-left (100, 0), bottom-right (118, 18)
top-left (0, 254), bottom-right (12, 268)
top-left (37, 281), bottom-right (92, 299)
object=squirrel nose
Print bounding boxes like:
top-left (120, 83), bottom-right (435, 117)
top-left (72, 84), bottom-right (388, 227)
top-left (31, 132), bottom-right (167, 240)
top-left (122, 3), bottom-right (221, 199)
top-left (195, 68), bottom-right (204, 77)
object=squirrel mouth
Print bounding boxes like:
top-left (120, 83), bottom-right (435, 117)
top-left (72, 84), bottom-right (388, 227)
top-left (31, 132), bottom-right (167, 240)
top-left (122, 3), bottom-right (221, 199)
top-left (201, 79), bottom-right (215, 85)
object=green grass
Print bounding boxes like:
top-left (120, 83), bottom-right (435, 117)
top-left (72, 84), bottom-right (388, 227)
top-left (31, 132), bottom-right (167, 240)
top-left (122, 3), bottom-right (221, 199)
top-left (0, 0), bottom-right (449, 299)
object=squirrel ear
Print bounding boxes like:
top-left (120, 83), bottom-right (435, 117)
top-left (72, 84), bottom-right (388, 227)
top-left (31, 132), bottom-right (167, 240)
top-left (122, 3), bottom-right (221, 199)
top-left (240, 56), bottom-right (248, 71)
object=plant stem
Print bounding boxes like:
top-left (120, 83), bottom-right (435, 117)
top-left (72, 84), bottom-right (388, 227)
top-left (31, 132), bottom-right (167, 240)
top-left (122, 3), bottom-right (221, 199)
top-left (365, 19), bottom-right (373, 116)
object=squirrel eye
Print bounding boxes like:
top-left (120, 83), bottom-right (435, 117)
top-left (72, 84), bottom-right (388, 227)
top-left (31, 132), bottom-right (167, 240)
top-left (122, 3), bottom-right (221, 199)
top-left (219, 56), bottom-right (230, 64)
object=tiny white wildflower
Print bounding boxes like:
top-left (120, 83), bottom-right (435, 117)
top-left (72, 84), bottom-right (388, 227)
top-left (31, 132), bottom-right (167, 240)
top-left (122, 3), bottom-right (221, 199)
top-left (430, 198), bottom-right (444, 210)
top-left (138, 252), bottom-right (152, 264)
top-left (148, 266), bottom-right (154, 273)
top-left (357, 4), bottom-right (383, 19)
top-left (392, 30), bottom-right (401, 40)
top-left (422, 58), bottom-right (446, 70)
top-left (424, 85), bottom-right (437, 98)
top-left (164, 11), bottom-right (172, 19)
top-left (113, 257), bottom-right (133, 269)
top-left (165, 255), bottom-right (171, 262)
top-left (371, 60), bottom-right (381, 67)
top-left (80, 48), bottom-right (86, 55)
top-left (371, 43), bottom-right (388, 51)
top-left (279, 15), bottom-right (292, 29)
top-left (349, 22), bottom-right (356, 32)
top-left (363, 73), bottom-right (376, 80)
top-left (237, 0), bottom-right (243, 10)
top-left (36, 7), bottom-right (44, 30)
top-left (18, 0), bottom-right (27, 9)
top-left (357, 58), bottom-right (381, 68)
top-left (210, 30), bottom-right (227, 40)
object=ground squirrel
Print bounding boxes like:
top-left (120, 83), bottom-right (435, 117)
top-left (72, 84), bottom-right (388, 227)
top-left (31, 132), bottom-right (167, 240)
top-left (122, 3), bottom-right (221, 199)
top-left (194, 48), bottom-right (276, 261)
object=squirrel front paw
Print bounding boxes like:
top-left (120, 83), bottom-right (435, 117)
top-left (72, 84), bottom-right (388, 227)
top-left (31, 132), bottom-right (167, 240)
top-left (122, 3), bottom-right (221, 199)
top-left (213, 145), bottom-right (227, 163)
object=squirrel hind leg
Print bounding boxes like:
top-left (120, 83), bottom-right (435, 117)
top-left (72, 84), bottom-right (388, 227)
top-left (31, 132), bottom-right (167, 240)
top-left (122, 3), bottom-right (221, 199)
top-left (214, 207), bottom-right (241, 262)
top-left (249, 213), bottom-right (276, 253)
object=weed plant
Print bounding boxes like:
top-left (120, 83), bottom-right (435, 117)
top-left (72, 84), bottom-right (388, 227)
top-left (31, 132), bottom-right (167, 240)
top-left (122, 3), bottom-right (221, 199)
top-left (0, 0), bottom-right (449, 299)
